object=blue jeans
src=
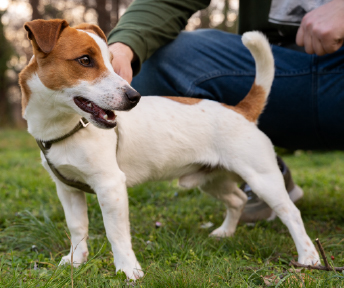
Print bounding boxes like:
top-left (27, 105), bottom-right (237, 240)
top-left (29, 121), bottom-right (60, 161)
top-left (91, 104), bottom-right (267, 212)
top-left (132, 29), bottom-right (344, 150)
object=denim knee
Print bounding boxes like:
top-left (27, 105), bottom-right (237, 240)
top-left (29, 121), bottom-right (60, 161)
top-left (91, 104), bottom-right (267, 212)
top-left (132, 29), bottom-right (245, 97)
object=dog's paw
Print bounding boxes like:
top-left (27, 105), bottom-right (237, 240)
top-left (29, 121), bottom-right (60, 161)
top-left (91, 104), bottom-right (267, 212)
top-left (117, 263), bottom-right (144, 280)
top-left (59, 252), bottom-right (88, 267)
top-left (298, 249), bottom-right (321, 266)
top-left (209, 227), bottom-right (234, 238)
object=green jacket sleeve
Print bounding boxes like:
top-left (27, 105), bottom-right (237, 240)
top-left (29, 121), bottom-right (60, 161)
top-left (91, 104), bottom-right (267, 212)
top-left (107, 0), bottom-right (210, 75)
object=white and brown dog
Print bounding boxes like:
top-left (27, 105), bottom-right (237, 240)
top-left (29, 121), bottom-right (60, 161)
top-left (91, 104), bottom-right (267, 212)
top-left (19, 19), bottom-right (320, 279)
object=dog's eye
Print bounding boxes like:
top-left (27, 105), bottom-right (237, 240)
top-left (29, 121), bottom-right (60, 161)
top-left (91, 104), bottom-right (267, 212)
top-left (77, 56), bottom-right (92, 67)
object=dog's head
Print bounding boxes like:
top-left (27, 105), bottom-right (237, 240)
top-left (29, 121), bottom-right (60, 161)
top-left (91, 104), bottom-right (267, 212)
top-left (19, 19), bottom-right (140, 129)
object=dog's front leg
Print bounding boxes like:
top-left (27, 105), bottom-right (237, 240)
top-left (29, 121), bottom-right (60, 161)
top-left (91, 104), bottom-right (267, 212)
top-left (55, 182), bottom-right (89, 267)
top-left (93, 171), bottom-right (143, 280)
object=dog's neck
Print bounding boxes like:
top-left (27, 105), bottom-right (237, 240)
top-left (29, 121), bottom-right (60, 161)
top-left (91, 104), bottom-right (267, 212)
top-left (24, 73), bottom-right (80, 142)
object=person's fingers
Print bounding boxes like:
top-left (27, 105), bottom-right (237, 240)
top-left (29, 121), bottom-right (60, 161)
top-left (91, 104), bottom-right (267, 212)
top-left (118, 66), bottom-right (133, 84)
top-left (296, 0), bottom-right (344, 55)
top-left (111, 57), bottom-right (133, 84)
top-left (312, 36), bottom-right (326, 56)
top-left (303, 31), bottom-right (314, 54)
top-left (335, 38), bottom-right (344, 51)
top-left (108, 42), bottom-right (135, 84)
top-left (296, 26), bottom-right (305, 47)
top-left (321, 36), bottom-right (344, 54)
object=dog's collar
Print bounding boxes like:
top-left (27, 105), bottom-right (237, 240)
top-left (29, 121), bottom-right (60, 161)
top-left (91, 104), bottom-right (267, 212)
top-left (36, 117), bottom-right (96, 194)
top-left (37, 117), bottom-right (90, 150)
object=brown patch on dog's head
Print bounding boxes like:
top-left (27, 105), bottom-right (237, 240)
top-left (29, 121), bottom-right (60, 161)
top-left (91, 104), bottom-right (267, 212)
top-left (20, 19), bottom-right (111, 114)
top-left (24, 20), bottom-right (109, 90)
top-left (73, 23), bottom-right (107, 44)
top-left (162, 96), bottom-right (202, 105)
top-left (18, 58), bottom-right (38, 116)
top-left (33, 26), bottom-right (110, 91)
top-left (24, 19), bottom-right (69, 54)
top-left (20, 19), bottom-right (69, 115)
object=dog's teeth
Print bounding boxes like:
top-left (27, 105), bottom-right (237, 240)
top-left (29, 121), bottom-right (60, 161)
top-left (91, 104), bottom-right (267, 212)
top-left (104, 115), bottom-right (108, 120)
top-left (87, 103), bottom-right (92, 107)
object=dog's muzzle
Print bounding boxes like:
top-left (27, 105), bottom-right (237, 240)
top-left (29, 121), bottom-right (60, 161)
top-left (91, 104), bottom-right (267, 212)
top-left (124, 86), bottom-right (141, 104)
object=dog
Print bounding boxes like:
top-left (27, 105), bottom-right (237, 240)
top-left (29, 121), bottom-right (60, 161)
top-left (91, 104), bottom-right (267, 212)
top-left (19, 19), bottom-right (320, 279)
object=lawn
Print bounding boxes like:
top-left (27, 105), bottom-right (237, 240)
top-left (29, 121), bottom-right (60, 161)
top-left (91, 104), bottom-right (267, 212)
top-left (0, 129), bottom-right (343, 287)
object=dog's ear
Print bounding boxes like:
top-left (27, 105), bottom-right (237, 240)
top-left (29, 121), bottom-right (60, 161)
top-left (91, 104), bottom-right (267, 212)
top-left (24, 19), bottom-right (69, 54)
top-left (73, 23), bottom-right (107, 44)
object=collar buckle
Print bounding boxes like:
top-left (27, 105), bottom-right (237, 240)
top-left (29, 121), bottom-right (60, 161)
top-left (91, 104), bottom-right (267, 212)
top-left (80, 118), bottom-right (90, 128)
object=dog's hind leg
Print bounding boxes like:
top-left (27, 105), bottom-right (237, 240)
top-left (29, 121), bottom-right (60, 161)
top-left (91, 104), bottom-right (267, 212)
top-left (55, 182), bottom-right (89, 267)
top-left (244, 171), bottom-right (320, 265)
top-left (200, 172), bottom-right (248, 237)
top-left (230, 143), bottom-right (321, 266)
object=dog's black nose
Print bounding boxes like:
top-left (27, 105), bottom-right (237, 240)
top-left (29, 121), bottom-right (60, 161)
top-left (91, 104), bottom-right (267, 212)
top-left (124, 86), bottom-right (141, 103)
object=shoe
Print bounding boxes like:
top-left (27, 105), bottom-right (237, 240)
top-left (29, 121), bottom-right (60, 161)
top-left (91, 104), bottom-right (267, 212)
top-left (239, 156), bottom-right (303, 223)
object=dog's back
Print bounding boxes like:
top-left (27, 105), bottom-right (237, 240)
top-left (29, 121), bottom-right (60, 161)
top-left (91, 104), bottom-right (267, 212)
top-left (115, 32), bottom-right (275, 186)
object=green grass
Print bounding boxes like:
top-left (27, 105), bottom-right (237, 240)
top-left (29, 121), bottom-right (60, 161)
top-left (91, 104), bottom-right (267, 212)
top-left (1, 129), bottom-right (344, 287)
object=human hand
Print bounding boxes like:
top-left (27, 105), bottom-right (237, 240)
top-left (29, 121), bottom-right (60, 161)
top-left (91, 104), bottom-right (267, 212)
top-left (108, 42), bottom-right (135, 84)
top-left (296, 0), bottom-right (344, 55)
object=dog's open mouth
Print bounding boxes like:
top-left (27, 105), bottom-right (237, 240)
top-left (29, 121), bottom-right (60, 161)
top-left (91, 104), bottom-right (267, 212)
top-left (74, 96), bottom-right (117, 128)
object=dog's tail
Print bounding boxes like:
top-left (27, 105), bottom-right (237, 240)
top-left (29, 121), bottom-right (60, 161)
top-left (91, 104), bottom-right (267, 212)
top-left (234, 31), bottom-right (274, 123)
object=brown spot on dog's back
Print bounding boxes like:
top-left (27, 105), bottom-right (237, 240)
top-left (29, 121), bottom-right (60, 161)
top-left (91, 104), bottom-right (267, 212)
top-left (222, 82), bottom-right (266, 122)
top-left (162, 96), bottom-right (202, 105)
top-left (162, 83), bottom-right (266, 122)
